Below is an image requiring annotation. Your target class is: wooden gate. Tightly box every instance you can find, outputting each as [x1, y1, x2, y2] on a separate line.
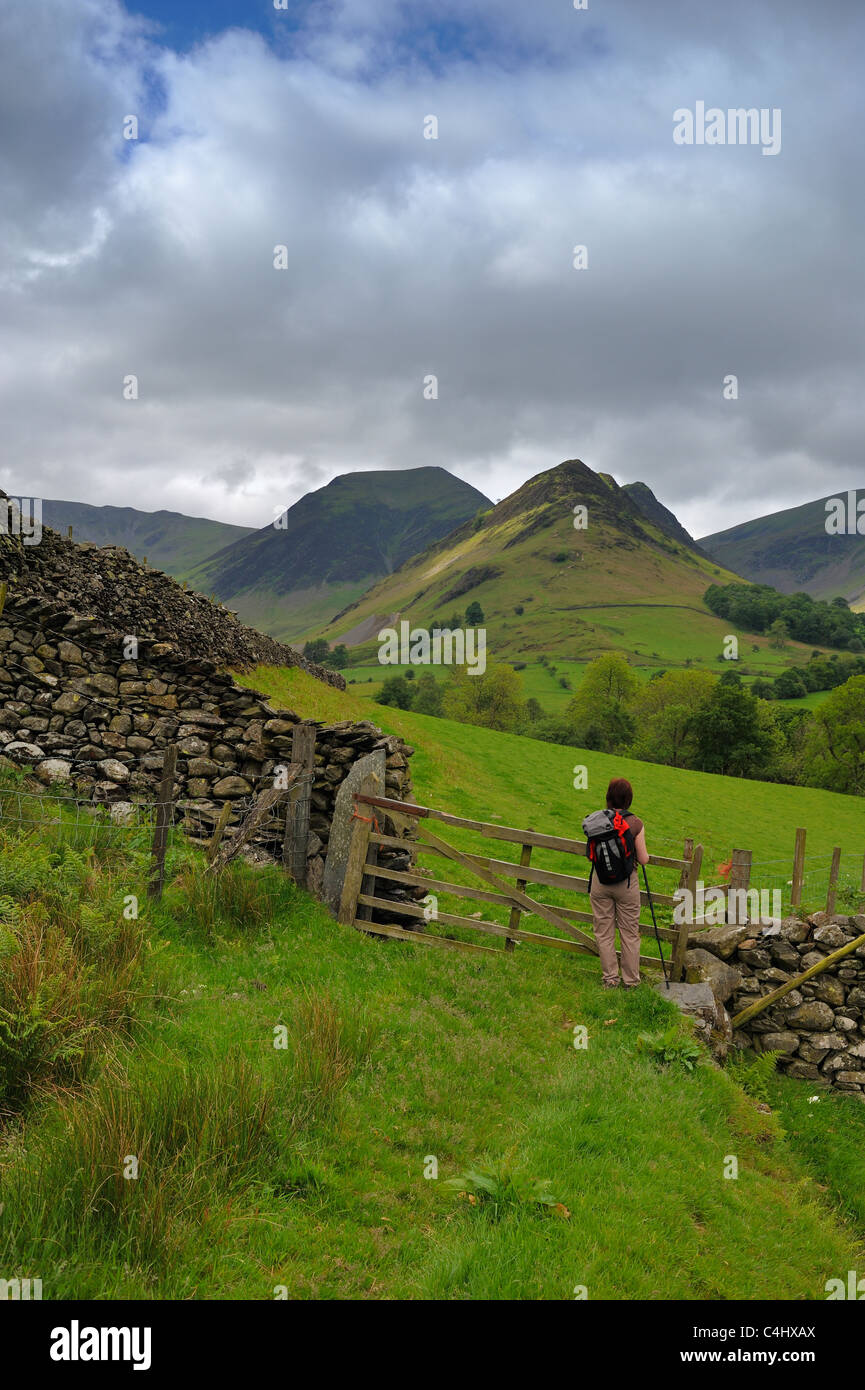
[337, 792, 702, 981]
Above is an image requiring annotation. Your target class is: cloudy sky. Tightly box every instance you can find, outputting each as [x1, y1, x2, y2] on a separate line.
[1, 0, 862, 538]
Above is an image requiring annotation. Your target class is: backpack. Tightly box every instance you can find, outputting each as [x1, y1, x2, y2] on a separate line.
[582, 809, 636, 886]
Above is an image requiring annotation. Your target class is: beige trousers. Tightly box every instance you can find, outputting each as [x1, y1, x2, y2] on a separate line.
[590, 874, 641, 986]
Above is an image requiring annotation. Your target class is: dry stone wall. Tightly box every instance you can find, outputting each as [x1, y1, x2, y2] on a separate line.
[685, 911, 865, 1094]
[0, 591, 414, 898]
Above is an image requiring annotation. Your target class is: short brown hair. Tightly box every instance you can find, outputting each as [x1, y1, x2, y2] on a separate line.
[606, 777, 633, 811]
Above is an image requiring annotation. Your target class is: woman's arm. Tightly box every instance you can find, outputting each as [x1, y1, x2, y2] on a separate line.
[634, 827, 649, 866]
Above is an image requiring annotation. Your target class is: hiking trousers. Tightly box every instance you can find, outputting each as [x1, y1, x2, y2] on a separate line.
[590, 874, 641, 986]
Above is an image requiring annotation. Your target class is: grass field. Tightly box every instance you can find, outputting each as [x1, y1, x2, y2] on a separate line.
[3, 668, 865, 1302]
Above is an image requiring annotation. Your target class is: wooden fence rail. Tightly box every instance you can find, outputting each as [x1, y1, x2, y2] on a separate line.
[347, 792, 701, 980]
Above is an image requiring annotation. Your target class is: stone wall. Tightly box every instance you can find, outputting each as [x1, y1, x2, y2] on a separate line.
[684, 911, 865, 1094]
[0, 591, 413, 897]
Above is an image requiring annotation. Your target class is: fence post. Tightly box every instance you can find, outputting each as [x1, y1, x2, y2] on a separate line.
[678, 838, 694, 891]
[283, 721, 316, 886]
[148, 743, 178, 900]
[791, 827, 806, 908]
[338, 777, 376, 926]
[506, 842, 532, 951]
[860, 849, 865, 895]
[0, 580, 7, 618]
[826, 847, 842, 916]
[206, 800, 233, 865]
[671, 842, 703, 981]
[726, 849, 752, 924]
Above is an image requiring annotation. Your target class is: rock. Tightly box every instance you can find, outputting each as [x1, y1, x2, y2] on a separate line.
[212, 776, 252, 798]
[758, 1031, 799, 1055]
[777, 916, 810, 944]
[683, 948, 742, 1003]
[321, 750, 387, 913]
[2, 740, 45, 763]
[691, 922, 751, 959]
[653, 981, 732, 1061]
[109, 802, 138, 825]
[832, 1073, 865, 1087]
[785, 1060, 821, 1080]
[34, 758, 72, 784]
[809, 1031, 848, 1050]
[813, 976, 846, 1007]
[785, 1000, 836, 1031]
[97, 758, 129, 783]
[813, 924, 850, 950]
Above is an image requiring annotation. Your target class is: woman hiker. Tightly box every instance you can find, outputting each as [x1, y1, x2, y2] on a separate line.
[587, 777, 650, 990]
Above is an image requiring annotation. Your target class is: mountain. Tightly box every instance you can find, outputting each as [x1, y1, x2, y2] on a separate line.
[39, 500, 252, 578]
[186, 466, 492, 643]
[620, 481, 708, 557]
[318, 458, 744, 665]
[700, 490, 865, 609]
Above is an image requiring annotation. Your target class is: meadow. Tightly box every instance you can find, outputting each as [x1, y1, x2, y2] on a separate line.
[1, 667, 864, 1301]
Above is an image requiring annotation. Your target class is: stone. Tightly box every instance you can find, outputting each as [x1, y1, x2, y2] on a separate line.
[846, 987, 865, 1011]
[796, 1040, 831, 1065]
[785, 1060, 821, 1080]
[321, 750, 387, 913]
[776, 916, 810, 944]
[813, 976, 846, 1007]
[785, 1000, 836, 1031]
[34, 758, 72, 783]
[212, 776, 252, 798]
[98, 758, 129, 783]
[109, 802, 138, 825]
[683, 948, 742, 1003]
[813, 924, 850, 950]
[832, 1073, 865, 1087]
[758, 1031, 799, 1055]
[689, 922, 751, 959]
[2, 740, 45, 763]
[768, 940, 801, 970]
[653, 981, 731, 1061]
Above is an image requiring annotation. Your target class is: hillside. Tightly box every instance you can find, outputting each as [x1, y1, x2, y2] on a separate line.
[621, 480, 709, 557]
[701, 490, 865, 608]
[186, 467, 492, 644]
[39, 500, 253, 578]
[317, 459, 756, 666]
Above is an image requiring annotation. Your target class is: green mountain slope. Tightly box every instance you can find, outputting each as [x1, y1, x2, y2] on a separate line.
[700, 490, 865, 609]
[187, 466, 492, 643]
[319, 458, 748, 667]
[621, 480, 708, 557]
[40, 500, 252, 578]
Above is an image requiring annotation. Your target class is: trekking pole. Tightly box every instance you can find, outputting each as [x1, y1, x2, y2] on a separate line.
[642, 863, 670, 988]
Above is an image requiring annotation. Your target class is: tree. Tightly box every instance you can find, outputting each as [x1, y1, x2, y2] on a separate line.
[465, 601, 484, 625]
[805, 675, 865, 794]
[768, 618, 789, 649]
[692, 680, 777, 776]
[328, 643, 349, 669]
[564, 654, 639, 752]
[441, 662, 526, 732]
[377, 676, 414, 710]
[630, 669, 716, 767]
[302, 637, 330, 664]
[525, 697, 544, 722]
[411, 671, 443, 716]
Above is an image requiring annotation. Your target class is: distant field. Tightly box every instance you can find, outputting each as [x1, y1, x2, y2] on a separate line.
[343, 656, 834, 717]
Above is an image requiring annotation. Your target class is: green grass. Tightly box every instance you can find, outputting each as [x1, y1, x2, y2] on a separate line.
[2, 807, 863, 1300]
[3, 673, 865, 1301]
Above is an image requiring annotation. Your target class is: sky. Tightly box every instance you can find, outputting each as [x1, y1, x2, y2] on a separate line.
[0, 0, 862, 538]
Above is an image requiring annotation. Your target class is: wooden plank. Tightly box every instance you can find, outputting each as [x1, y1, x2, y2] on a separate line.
[367, 863, 679, 941]
[355, 895, 662, 967]
[283, 721, 316, 885]
[678, 839, 693, 891]
[731, 931, 865, 1028]
[826, 846, 842, 915]
[359, 797, 688, 869]
[205, 800, 233, 865]
[671, 843, 703, 983]
[208, 778, 295, 872]
[467, 854, 680, 907]
[371, 831, 447, 858]
[791, 828, 806, 908]
[507, 842, 532, 952]
[147, 743, 178, 900]
[353, 919, 495, 954]
[415, 822, 600, 955]
[337, 775, 377, 925]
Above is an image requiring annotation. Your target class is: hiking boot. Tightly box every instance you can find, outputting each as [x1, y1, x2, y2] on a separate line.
[602, 980, 620, 989]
